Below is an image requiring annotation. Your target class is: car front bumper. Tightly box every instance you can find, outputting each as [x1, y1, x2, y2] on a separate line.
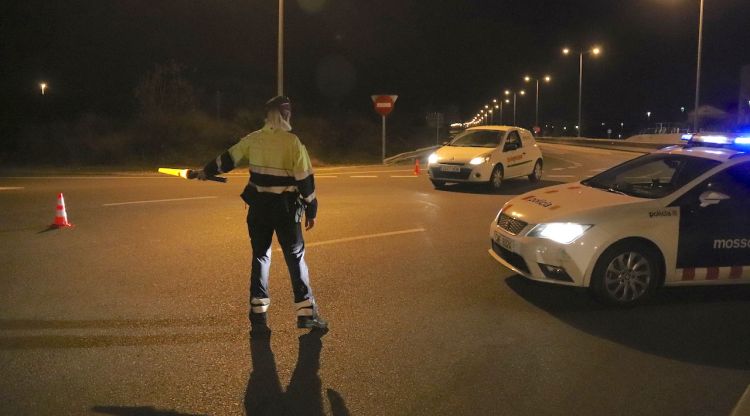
[428, 163, 492, 182]
[488, 223, 591, 287]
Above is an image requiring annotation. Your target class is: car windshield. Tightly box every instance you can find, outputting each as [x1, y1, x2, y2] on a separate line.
[448, 130, 504, 148]
[581, 153, 721, 199]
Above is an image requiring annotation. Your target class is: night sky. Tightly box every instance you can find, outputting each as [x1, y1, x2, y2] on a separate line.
[2, 0, 749, 133]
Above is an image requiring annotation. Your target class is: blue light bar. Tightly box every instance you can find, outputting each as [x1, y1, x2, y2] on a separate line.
[680, 134, 693, 141]
[735, 137, 750, 145]
[697, 135, 730, 144]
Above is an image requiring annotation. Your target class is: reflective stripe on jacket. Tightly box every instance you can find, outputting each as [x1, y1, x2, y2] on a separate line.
[203, 125, 318, 218]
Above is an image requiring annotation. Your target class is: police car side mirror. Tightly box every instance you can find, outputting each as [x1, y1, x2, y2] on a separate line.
[699, 190, 730, 208]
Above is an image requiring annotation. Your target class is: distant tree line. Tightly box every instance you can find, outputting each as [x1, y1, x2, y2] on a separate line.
[3, 62, 448, 168]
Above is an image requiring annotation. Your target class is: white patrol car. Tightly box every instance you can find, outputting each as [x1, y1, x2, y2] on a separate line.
[427, 126, 543, 190]
[489, 133, 750, 306]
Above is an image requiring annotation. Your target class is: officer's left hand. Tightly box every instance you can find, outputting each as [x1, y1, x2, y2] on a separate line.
[305, 217, 316, 230]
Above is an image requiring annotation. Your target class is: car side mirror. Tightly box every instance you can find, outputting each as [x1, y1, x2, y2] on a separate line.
[699, 190, 730, 208]
[504, 142, 518, 151]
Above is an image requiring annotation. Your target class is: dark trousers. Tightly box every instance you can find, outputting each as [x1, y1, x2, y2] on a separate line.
[246, 194, 313, 304]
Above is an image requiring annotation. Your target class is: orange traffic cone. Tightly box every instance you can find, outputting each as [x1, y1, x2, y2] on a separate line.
[51, 193, 73, 228]
[414, 159, 421, 175]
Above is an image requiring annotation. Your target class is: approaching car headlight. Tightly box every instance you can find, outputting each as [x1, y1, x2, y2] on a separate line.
[428, 153, 439, 164]
[527, 223, 592, 244]
[469, 156, 489, 165]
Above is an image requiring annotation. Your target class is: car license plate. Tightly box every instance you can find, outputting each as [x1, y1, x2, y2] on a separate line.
[494, 231, 514, 252]
[440, 165, 461, 173]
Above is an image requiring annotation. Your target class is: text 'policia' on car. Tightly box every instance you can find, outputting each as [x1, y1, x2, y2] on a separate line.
[489, 132, 750, 306]
[427, 126, 543, 191]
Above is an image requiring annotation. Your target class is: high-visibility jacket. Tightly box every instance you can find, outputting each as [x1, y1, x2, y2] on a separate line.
[203, 125, 317, 219]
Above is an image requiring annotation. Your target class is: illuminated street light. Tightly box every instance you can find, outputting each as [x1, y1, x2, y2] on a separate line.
[562, 45, 602, 137]
[277, 0, 284, 95]
[523, 74, 552, 127]
[40, 82, 47, 95]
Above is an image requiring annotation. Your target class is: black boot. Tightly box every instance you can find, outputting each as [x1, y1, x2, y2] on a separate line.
[295, 299, 328, 329]
[297, 312, 328, 329]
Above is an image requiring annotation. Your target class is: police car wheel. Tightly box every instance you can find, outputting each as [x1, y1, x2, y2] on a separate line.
[488, 165, 504, 191]
[528, 160, 543, 182]
[591, 242, 660, 306]
[430, 179, 446, 189]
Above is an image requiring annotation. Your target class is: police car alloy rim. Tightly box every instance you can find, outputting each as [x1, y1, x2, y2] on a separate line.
[602, 251, 651, 302]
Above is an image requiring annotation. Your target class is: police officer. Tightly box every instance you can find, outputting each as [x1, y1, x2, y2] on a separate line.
[191, 96, 327, 330]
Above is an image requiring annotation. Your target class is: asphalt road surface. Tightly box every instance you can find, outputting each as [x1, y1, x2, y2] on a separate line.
[1, 143, 749, 416]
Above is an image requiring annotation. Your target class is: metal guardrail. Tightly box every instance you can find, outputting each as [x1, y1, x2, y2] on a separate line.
[385, 137, 678, 165]
[536, 136, 672, 152]
[383, 145, 441, 165]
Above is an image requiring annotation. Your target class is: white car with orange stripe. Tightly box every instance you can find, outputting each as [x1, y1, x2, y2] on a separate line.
[427, 126, 543, 190]
[489, 133, 750, 305]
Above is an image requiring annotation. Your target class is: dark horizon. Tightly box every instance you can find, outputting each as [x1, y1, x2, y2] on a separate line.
[2, 0, 749, 136]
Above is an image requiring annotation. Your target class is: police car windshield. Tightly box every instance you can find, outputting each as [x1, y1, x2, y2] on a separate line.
[448, 130, 504, 148]
[581, 154, 721, 199]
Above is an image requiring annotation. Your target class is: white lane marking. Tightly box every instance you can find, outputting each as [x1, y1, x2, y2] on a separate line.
[546, 175, 576, 178]
[0, 176, 210, 180]
[275, 228, 426, 251]
[103, 196, 218, 207]
[732, 384, 750, 416]
[590, 168, 606, 172]
[327, 169, 411, 175]
[316, 175, 338, 178]
[390, 175, 419, 178]
[0, 168, 411, 180]
[551, 168, 566, 171]
[0, 187, 24, 191]
[350, 175, 378, 178]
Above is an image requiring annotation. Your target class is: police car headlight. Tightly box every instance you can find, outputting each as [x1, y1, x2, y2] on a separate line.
[428, 153, 439, 164]
[469, 156, 490, 165]
[527, 223, 592, 244]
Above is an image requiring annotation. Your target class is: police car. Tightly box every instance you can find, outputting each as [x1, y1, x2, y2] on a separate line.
[427, 126, 543, 190]
[489, 133, 750, 305]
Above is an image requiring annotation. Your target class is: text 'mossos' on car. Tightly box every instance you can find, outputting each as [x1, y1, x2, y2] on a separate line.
[489, 133, 750, 306]
[427, 126, 543, 190]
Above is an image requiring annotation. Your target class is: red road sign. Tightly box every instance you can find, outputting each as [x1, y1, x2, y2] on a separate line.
[371, 95, 398, 116]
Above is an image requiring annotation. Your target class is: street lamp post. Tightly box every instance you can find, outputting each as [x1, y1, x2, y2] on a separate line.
[524, 75, 551, 127]
[563, 46, 601, 137]
[277, 0, 284, 96]
[693, 0, 705, 132]
[502, 98, 509, 124]
[504, 89, 525, 126]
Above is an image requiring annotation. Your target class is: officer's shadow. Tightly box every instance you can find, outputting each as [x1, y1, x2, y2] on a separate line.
[244, 326, 350, 416]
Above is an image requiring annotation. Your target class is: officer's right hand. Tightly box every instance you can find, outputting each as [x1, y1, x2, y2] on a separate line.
[187, 169, 208, 181]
